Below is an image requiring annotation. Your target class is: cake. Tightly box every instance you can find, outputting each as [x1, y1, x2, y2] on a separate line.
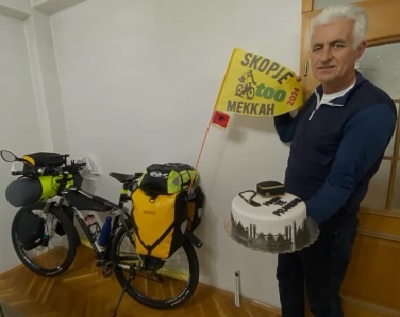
[231, 186, 311, 253]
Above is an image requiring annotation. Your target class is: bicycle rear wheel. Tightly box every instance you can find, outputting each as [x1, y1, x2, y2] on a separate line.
[11, 203, 78, 276]
[112, 227, 199, 309]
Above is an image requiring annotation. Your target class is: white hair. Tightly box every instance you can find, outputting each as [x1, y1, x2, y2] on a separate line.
[310, 4, 368, 49]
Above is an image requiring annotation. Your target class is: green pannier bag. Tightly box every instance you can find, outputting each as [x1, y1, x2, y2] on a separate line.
[138, 163, 199, 195]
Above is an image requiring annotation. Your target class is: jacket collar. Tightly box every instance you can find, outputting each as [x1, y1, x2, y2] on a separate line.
[314, 71, 367, 107]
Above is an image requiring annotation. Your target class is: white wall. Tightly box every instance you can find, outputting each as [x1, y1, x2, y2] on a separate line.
[51, 0, 302, 307]
[25, 10, 69, 153]
[0, 14, 44, 272]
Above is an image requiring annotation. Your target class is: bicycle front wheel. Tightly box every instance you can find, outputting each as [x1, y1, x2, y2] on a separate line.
[11, 203, 78, 276]
[112, 227, 199, 309]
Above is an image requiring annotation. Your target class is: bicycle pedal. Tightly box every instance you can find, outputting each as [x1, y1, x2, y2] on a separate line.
[102, 262, 114, 278]
[102, 267, 113, 278]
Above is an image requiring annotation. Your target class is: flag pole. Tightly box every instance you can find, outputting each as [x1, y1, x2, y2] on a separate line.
[188, 49, 236, 194]
[188, 74, 225, 194]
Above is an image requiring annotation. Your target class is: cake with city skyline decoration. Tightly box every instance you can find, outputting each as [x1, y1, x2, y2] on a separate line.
[229, 181, 319, 253]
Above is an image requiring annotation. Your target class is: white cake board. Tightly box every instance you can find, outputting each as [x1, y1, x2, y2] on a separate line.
[224, 216, 319, 254]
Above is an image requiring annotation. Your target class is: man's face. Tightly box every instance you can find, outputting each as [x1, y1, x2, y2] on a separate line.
[310, 19, 365, 92]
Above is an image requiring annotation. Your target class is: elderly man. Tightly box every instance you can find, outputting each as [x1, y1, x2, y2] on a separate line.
[274, 4, 397, 317]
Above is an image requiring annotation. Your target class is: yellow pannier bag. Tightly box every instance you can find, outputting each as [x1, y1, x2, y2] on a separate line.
[132, 188, 188, 259]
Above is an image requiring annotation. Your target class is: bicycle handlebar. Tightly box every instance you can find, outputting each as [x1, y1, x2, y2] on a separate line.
[10, 159, 86, 180]
[73, 162, 86, 169]
[66, 162, 86, 173]
[11, 170, 33, 176]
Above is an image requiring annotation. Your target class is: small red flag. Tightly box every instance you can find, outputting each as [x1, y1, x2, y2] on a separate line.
[212, 110, 230, 128]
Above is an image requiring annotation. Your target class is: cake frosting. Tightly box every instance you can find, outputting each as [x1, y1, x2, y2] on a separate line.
[231, 190, 309, 252]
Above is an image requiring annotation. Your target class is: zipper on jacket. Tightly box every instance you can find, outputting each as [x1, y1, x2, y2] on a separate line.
[309, 93, 321, 120]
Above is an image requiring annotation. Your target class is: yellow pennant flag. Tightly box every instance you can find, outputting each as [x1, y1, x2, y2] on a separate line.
[215, 48, 304, 116]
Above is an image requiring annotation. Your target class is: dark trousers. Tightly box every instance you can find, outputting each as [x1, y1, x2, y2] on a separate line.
[277, 223, 357, 317]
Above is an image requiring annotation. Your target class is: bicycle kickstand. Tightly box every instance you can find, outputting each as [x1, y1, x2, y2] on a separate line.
[112, 265, 136, 317]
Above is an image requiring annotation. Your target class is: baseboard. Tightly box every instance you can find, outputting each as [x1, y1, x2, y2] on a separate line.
[251, 299, 281, 315]
[342, 296, 400, 317]
[196, 283, 281, 315]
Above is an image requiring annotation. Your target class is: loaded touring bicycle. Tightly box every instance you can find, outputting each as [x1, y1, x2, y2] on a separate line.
[1, 150, 204, 310]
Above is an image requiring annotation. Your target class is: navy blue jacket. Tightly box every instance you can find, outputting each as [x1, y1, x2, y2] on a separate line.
[274, 72, 397, 225]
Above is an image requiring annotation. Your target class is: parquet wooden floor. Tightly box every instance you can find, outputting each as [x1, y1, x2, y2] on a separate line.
[0, 246, 280, 317]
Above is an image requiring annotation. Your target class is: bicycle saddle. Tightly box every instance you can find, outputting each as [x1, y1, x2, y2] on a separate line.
[109, 172, 142, 183]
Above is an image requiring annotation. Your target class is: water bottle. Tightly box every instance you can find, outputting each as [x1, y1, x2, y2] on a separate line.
[98, 216, 112, 248]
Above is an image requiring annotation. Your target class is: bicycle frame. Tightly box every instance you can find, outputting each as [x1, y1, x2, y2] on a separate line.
[57, 178, 138, 275]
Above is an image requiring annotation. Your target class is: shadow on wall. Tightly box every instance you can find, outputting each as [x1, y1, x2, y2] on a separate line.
[197, 112, 288, 204]
[196, 201, 221, 283]
[226, 115, 280, 145]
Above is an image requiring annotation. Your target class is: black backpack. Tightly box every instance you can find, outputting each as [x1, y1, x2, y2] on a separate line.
[17, 210, 45, 250]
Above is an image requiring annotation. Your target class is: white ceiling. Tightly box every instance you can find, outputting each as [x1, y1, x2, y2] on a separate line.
[0, 0, 86, 19]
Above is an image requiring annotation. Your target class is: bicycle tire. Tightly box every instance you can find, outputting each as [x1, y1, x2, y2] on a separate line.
[247, 87, 255, 99]
[236, 84, 244, 96]
[112, 227, 199, 309]
[11, 203, 78, 276]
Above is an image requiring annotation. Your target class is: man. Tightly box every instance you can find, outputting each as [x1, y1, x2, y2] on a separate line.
[274, 4, 397, 317]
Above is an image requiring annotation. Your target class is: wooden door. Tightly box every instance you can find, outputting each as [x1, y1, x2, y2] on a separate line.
[300, 1, 400, 316]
